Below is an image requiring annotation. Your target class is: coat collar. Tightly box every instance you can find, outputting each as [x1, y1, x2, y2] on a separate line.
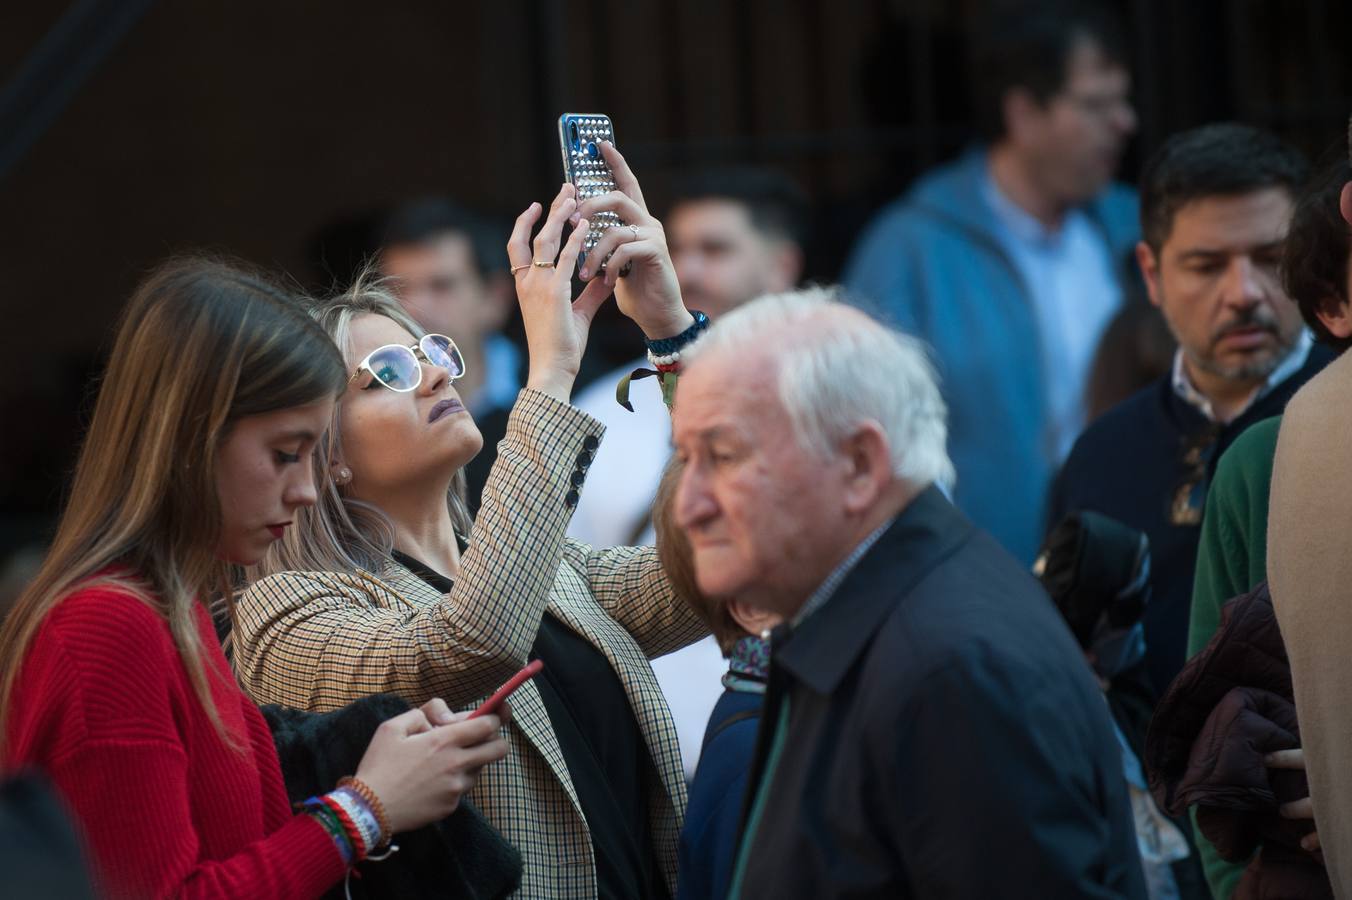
[774, 486, 973, 696]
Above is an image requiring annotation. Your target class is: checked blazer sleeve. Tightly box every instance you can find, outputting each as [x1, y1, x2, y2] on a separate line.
[234, 389, 606, 712]
[561, 541, 707, 659]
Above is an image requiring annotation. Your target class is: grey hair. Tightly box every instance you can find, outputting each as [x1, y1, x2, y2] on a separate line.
[683, 286, 956, 491]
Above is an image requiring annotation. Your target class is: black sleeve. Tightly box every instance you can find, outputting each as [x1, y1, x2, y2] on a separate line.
[882, 651, 1146, 899]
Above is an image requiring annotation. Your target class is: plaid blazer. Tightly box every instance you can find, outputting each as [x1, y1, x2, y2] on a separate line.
[233, 390, 708, 898]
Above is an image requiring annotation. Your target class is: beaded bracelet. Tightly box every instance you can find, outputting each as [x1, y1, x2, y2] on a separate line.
[338, 776, 392, 848]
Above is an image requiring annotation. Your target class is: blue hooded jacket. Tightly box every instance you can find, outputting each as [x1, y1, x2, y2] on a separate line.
[844, 149, 1139, 563]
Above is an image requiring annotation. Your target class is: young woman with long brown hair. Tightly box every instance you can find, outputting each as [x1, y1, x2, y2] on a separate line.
[0, 259, 508, 898]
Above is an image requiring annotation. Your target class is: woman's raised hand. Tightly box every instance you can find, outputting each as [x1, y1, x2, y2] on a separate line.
[508, 184, 614, 403]
[572, 142, 694, 341]
[353, 703, 508, 835]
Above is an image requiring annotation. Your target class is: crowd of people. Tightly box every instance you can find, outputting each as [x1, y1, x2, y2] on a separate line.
[3, 1, 1352, 898]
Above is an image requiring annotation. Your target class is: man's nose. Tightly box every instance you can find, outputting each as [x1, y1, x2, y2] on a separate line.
[1221, 256, 1264, 310]
[1114, 99, 1137, 136]
[675, 463, 717, 530]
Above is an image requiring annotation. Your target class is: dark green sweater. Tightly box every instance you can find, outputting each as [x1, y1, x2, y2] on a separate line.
[1186, 414, 1282, 900]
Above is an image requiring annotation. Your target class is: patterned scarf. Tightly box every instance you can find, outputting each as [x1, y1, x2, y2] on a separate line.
[721, 634, 771, 694]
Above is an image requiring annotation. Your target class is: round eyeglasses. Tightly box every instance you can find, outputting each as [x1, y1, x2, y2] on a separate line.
[348, 334, 466, 392]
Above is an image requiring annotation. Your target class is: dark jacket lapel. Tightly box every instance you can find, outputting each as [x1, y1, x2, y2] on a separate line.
[776, 486, 974, 697]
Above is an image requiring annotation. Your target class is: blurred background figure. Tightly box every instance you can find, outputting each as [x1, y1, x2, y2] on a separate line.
[845, 0, 1138, 564]
[378, 198, 523, 513]
[1086, 286, 1178, 422]
[568, 166, 806, 780]
[569, 167, 807, 548]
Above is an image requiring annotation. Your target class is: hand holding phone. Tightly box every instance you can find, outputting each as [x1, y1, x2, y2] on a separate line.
[468, 659, 544, 719]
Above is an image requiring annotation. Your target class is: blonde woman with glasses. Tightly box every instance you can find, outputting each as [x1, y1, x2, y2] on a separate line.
[236, 147, 709, 899]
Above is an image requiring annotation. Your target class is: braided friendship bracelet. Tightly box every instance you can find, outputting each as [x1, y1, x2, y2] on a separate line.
[302, 798, 355, 866]
[643, 310, 708, 356]
[331, 787, 382, 855]
[321, 795, 367, 862]
[338, 776, 392, 848]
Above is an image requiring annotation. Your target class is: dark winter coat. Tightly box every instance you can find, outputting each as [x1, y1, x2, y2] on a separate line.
[1145, 582, 1330, 899]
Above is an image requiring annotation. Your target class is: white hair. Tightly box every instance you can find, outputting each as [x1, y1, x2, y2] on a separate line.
[683, 286, 956, 491]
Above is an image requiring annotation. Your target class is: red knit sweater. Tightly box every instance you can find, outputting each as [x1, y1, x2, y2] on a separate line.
[4, 584, 347, 898]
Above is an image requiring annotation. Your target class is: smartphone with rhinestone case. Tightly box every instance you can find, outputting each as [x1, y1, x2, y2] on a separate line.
[558, 113, 623, 270]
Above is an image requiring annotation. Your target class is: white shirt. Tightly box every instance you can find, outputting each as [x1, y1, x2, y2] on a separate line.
[982, 170, 1123, 462]
[1169, 330, 1312, 423]
[569, 359, 726, 780]
[569, 358, 671, 547]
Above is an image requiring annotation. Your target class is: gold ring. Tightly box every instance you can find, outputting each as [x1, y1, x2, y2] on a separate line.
[533, 260, 555, 268]
[510, 263, 531, 275]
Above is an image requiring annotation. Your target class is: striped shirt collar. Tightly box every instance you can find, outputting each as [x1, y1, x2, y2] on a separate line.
[791, 517, 897, 628]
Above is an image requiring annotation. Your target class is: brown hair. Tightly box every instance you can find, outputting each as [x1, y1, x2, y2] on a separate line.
[653, 457, 743, 655]
[1283, 151, 1352, 354]
[0, 258, 346, 756]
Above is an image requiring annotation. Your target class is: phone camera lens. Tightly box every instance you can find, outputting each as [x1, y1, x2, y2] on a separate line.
[587, 142, 599, 159]
[569, 121, 579, 148]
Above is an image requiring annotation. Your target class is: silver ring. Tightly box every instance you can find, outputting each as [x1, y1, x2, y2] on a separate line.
[628, 224, 639, 238]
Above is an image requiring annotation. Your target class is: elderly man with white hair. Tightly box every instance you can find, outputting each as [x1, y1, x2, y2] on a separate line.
[671, 287, 1146, 899]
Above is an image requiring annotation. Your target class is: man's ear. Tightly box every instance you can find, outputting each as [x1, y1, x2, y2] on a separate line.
[1339, 181, 1352, 228]
[839, 422, 893, 516]
[727, 597, 782, 638]
[1135, 240, 1164, 310]
[1315, 293, 1352, 342]
[1002, 87, 1045, 147]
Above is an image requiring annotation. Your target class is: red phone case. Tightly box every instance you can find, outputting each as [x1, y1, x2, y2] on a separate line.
[468, 659, 544, 719]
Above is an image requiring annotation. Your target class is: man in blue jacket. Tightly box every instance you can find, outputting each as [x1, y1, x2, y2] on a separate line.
[845, 0, 1138, 563]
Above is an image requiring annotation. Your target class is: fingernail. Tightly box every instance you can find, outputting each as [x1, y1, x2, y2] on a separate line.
[580, 268, 591, 279]
[568, 212, 580, 226]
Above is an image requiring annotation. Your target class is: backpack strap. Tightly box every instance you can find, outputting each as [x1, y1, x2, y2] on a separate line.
[701, 708, 761, 753]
